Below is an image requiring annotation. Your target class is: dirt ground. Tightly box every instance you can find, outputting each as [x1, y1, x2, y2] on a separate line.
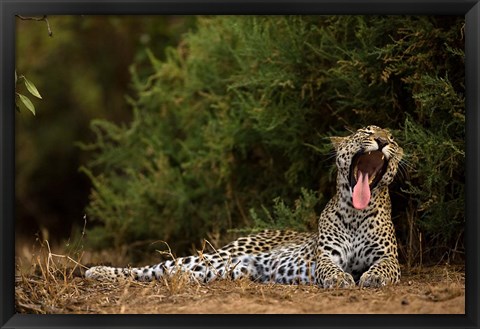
[15, 261, 464, 314]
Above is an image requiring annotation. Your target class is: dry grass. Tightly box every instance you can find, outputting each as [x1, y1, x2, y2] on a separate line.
[15, 240, 465, 314]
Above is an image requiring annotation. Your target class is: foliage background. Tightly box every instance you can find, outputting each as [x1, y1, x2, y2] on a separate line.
[16, 15, 464, 266]
[15, 15, 196, 244]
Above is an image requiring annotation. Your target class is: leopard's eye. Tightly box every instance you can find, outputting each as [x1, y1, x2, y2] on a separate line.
[362, 130, 373, 136]
[365, 128, 376, 135]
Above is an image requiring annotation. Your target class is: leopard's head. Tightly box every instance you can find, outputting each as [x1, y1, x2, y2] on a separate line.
[331, 125, 403, 210]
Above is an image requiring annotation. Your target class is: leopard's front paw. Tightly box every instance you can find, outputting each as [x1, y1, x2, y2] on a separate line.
[359, 271, 389, 288]
[322, 272, 356, 288]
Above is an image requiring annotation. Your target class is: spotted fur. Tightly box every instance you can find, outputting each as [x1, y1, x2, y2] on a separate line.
[85, 126, 403, 288]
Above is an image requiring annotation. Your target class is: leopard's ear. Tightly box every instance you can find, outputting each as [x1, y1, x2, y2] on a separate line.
[330, 136, 345, 151]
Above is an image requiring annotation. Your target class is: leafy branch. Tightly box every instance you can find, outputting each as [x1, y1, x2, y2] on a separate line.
[15, 71, 42, 116]
[15, 15, 51, 115]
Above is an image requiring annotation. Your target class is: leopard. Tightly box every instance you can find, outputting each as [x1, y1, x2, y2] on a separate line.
[85, 125, 403, 288]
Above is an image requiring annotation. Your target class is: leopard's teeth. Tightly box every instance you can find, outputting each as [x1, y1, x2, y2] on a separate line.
[369, 173, 376, 184]
[354, 166, 358, 180]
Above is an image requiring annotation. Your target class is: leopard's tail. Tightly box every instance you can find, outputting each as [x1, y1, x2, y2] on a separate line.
[85, 253, 255, 283]
[85, 263, 167, 282]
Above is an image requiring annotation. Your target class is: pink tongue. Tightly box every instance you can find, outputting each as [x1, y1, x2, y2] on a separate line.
[352, 171, 371, 210]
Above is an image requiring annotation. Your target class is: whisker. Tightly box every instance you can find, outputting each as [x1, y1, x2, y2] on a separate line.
[321, 151, 337, 163]
[396, 162, 411, 182]
[397, 155, 415, 171]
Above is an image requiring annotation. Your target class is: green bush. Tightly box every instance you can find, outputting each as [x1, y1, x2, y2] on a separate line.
[82, 16, 464, 264]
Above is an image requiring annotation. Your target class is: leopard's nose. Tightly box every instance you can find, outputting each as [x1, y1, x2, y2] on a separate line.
[375, 137, 388, 150]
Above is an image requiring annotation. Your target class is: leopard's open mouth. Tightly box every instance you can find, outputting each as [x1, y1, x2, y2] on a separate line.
[349, 150, 389, 210]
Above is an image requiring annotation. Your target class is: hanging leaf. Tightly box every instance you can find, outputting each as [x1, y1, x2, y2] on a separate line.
[24, 77, 42, 99]
[17, 93, 36, 115]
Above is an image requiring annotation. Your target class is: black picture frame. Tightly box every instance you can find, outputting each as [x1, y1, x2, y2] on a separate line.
[1, 1, 479, 328]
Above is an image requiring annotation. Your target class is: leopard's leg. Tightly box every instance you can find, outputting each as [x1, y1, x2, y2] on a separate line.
[358, 256, 400, 287]
[315, 254, 355, 288]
